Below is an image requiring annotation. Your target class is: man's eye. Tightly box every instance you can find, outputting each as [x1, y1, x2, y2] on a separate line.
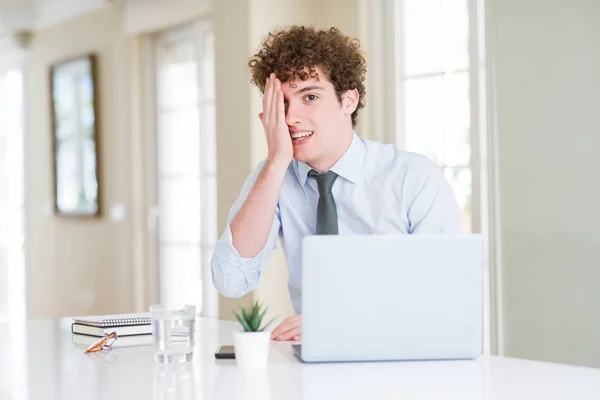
[305, 94, 318, 101]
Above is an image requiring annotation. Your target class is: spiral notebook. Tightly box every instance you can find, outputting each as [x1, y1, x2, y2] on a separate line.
[73, 312, 151, 328]
[71, 312, 152, 337]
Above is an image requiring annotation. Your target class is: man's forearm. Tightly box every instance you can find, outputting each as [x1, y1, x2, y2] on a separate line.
[231, 160, 288, 257]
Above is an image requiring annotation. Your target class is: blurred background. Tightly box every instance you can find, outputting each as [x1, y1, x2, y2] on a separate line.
[0, 0, 598, 369]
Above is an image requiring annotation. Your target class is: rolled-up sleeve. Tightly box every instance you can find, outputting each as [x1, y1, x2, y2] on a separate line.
[210, 161, 282, 298]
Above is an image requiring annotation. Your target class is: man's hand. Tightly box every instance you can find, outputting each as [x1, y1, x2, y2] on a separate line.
[271, 315, 302, 341]
[259, 73, 293, 167]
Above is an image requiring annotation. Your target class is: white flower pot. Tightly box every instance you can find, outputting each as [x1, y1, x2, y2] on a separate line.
[233, 331, 271, 369]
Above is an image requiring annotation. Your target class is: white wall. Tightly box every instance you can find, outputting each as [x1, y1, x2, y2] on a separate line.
[213, 0, 255, 320]
[493, 0, 600, 368]
[25, 4, 136, 317]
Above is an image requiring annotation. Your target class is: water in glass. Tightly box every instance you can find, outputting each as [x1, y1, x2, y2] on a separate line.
[151, 304, 196, 364]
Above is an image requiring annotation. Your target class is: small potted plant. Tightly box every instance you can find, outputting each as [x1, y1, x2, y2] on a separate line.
[233, 301, 275, 369]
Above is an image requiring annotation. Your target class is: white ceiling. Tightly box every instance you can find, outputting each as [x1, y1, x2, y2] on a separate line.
[0, 0, 112, 37]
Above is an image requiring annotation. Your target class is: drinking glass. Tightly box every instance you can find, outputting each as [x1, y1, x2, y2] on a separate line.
[150, 304, 196, 363]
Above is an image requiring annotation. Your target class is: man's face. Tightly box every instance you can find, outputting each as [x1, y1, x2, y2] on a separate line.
[280, 67, 356, 167]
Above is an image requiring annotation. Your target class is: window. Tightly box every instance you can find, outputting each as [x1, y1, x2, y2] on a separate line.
[149, 22, 217, 316]
[399, 0, 473, 232]
[388, 0, 491, 353]
[0, 69, 25, 323]
[0, 58, 27, 398]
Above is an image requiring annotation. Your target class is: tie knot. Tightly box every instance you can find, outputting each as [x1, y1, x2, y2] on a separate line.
[308, 169, 338, 195]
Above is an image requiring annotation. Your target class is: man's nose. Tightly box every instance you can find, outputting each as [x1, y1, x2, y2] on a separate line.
[285, 102, 302, 126]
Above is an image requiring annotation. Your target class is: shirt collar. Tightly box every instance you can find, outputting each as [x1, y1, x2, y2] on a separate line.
[293, 132, 366, 186]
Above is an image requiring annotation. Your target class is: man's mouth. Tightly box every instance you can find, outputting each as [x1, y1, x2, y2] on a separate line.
[290, 131, 314, 142]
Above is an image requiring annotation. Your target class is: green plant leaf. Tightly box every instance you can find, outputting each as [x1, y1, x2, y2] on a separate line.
[255, 308, 268, 330]
[234, 311, 252, 332]
[234, 301, 276, 333]
[251, 301, 260, 319]
[250, 308, 262, 332]
[241, 305, 250, 324]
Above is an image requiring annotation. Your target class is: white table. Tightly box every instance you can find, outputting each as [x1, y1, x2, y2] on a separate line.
[1, 318, 599, 399]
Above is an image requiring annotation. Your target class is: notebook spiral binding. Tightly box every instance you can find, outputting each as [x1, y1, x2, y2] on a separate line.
[102, 316, 151, 327]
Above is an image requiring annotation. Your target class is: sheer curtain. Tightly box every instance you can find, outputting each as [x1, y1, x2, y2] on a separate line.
[0, 68, 25, 322]
[399, 0, 473, 232]
[0, 67, 27, 398]
[149, 22, 218, 317]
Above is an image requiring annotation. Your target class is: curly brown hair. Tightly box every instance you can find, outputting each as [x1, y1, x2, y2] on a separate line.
[248, 25, 367, 127]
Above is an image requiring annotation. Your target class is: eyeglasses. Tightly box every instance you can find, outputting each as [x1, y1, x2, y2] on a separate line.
[85, 331, 118, 353]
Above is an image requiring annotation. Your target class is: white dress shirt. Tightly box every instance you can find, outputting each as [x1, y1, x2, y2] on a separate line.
[211, 133, 463, 313]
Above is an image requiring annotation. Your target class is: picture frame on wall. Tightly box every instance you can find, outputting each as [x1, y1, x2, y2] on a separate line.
[49, 53, 101, 217]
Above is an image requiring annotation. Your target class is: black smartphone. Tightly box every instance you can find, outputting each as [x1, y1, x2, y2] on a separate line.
[215, 345, 235, 359]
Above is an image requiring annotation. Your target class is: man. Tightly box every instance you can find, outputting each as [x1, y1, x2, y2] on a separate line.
[211, 26, 462, 342]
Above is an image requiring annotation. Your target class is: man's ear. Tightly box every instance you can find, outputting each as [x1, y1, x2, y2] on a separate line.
[341, 89, 359, 116]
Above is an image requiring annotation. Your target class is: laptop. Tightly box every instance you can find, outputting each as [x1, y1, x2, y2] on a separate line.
[293, 234, 484, 363]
